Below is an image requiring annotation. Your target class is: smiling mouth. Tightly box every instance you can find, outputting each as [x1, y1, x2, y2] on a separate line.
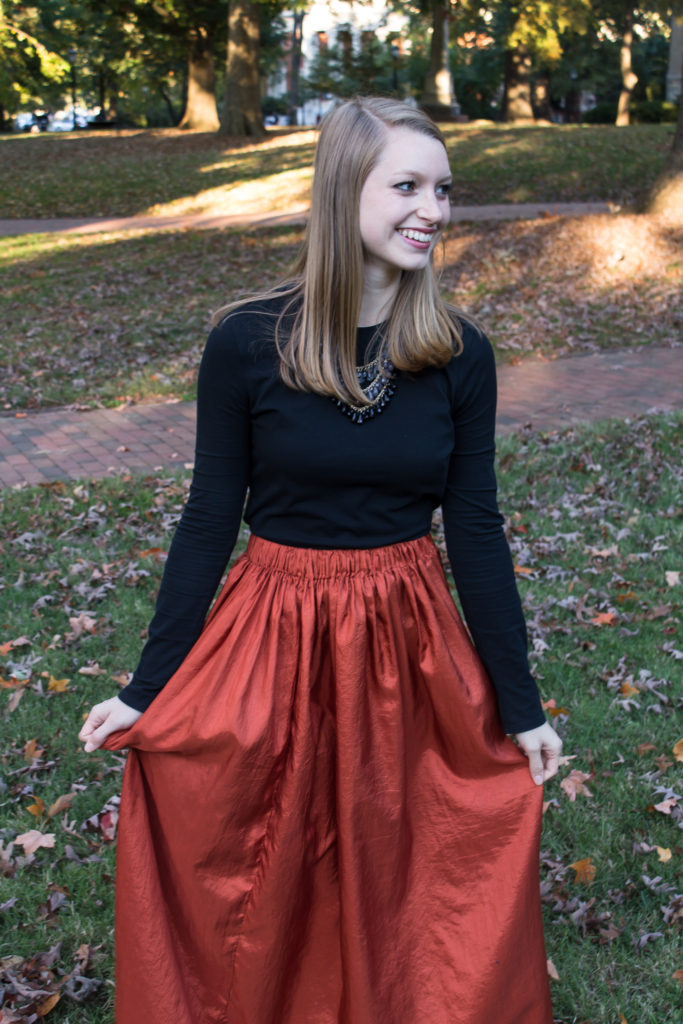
[397, 228, 435, 243]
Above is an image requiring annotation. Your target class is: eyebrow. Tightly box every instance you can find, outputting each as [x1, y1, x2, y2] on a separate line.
[390, 169, 453, 181]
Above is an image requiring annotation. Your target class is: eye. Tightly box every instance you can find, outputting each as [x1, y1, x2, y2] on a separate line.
[394, 180, 416, 193]
[437, 182, 452, 198]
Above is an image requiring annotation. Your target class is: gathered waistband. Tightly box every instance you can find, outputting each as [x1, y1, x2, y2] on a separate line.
[244, 533, 439, 579]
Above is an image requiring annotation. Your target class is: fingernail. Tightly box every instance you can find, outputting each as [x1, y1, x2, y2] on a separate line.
[534, 775, 543, 785]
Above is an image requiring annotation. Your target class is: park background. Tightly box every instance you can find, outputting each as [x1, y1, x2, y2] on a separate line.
[1, 2, 682, 1022]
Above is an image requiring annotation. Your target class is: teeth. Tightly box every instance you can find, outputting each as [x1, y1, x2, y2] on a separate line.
[398, 229, 433, 243]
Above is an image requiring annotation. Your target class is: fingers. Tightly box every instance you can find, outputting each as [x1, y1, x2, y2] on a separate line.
[541, 742, 562, 783]
[515, 722, 563, 786]
[526, 748, 545, 786]
[79, 697, 143, 753]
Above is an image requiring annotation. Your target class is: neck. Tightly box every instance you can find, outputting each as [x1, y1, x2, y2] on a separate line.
[358, 264, 400, 327]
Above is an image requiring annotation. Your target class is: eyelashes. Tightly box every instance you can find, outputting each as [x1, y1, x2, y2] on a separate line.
[394, 180, 452, 196]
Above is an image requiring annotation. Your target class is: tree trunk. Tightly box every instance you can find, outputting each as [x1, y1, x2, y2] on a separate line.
[222, 0, 265, 138]
[421, 0, 460, 119]
[647, 44, 683, 222]
[179, 26, 220, 131]
[287, 10, 304, 126]
[616, 7, 637, 126]
[503, 45, 534, 122]
[159, 84, 180, 126]
[533, 70, 551, 121]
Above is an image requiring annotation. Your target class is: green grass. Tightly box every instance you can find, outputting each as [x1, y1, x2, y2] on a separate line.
[1, 412, 681, 1022]
[0, 123, 673, 219]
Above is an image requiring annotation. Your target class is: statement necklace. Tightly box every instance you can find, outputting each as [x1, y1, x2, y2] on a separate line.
[332, 355, 398, 425]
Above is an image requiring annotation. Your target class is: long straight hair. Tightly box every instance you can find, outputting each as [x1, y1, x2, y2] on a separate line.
[214, 96, 465, 406]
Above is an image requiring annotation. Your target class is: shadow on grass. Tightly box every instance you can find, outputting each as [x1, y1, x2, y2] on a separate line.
[0, 212, 680, 411]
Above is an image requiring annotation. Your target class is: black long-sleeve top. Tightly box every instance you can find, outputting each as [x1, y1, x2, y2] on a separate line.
[118, 296, 546, 734]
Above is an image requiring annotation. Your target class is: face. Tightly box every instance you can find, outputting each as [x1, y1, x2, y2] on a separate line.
[358, 127, 452, 281]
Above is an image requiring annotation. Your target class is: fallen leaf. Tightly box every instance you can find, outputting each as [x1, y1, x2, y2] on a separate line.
[570, 857, 596, 885]
[656, 847, 672, 863]
[14, 830, 56, 856]
[591, 611, 618, 626]
[665, 570, 680, 586]
[619, 681, 640, 697]
[77, 663, 106, 676]
[637, 742, 657, 755]
[654, 798, 678, 815]
[100, 809, 118, 842]
[27, 797, 45, 817]
[673, 969, 683, 985]
[36, 991, 60, 1015]
[673, 738, 683, 762]
[561, 769, 593, 802]
[546, 958, 559, 980]
[68, 613, 98, 638]
[48, 675, 70, 692]
[48, 793, 74, 818]
[654, 755, 673, 772]
[24, 738, 45, 761]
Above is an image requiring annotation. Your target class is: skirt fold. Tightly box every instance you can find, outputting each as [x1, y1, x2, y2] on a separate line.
[104, 534, 552, 1024]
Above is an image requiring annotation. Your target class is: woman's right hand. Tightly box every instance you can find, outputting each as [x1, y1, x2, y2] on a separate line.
[79, 696, 143, 752]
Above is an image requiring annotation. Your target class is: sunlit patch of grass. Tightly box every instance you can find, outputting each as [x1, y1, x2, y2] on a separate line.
[147, 165, 313, 218]
[0, 123, 672, 218]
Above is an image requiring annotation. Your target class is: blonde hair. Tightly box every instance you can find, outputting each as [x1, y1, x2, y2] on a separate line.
[214, 96, 465, 406]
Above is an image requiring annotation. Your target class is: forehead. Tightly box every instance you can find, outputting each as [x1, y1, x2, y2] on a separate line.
[372, 126, 450, 175]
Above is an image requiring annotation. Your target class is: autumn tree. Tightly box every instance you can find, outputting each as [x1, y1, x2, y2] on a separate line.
[647, 11, 683, 220]
[422, 0, 459, 117]
[0, 1, 68, 127]
[222, 0, 264, 136]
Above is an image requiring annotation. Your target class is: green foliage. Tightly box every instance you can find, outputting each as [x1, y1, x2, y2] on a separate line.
[0, 1, 70, 117]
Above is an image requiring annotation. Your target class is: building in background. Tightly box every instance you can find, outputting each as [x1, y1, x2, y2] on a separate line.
[267, 1, 410, 125]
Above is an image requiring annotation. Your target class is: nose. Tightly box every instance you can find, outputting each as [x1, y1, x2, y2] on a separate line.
[418, 188, 447, 226]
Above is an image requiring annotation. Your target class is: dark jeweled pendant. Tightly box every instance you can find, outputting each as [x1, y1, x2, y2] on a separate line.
[332, 357, 398, 425]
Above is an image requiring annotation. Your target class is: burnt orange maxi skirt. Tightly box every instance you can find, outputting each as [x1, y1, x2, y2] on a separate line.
[104, 534, 553, 1024]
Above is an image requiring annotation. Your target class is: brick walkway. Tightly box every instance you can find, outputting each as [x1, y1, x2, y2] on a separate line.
[0, 346, 679, 489]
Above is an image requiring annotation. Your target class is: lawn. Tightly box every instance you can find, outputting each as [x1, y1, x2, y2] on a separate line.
[0, 411, 681, 1023]
[0, 123, 674, 219]
[1, 213, 680, 412]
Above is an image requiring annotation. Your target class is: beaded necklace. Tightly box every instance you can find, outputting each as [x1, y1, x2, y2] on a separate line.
[331, 355, 398, 425]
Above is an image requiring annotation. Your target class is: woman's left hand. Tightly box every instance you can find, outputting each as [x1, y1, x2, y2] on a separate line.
[514, 722, 563, 786]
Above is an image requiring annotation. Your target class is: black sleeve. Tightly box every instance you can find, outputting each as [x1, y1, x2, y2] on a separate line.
[118, 321, 250, 712]
[441, 327, 546, 734]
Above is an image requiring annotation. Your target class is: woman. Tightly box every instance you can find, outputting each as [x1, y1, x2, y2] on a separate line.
[80, 96, 561, 1024]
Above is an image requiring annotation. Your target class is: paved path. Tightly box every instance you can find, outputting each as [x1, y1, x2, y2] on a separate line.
[0, 202, 612, 238]
[0, 346, 679, 489]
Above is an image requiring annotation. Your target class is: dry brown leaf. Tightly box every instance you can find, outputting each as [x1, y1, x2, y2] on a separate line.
[673, 738, 683, 762]
[36, 991, 60, 1016]
[546, 958, 560, 981]
[24, 738, 45, 761]
[48, 793, 74, 818]
[14, 830, 56, 856]
[48, 675, 69, 692]
[656, 847, 672, 863]
[619, 681, 640, 697]
[654, 798, 678, 815]
[560, 769, 593, 802]
[570, 857, 597, 885]
[673, 969, 683, 985]
[591, 611, 618, 626]
[27, 797, 45, 817]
